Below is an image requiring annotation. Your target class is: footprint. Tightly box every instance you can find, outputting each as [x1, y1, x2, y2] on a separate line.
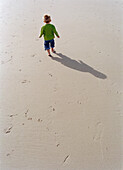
[56, 143, 60, 147]
[63, 155, 70, 164]
[93, 122, 104, 160]
[6, 150, 14, 156]
[38, 119, 43, 122]
[1, 56, 13, 64]
[25, 109, 29, 117]
[28, 118, 32, 120]
[9, 114, 18, 118]
[22, 80, 30, 84]
[6, 153, 10, 156]
[49, 106, 55, 112]
[31, 54, 36, 57]
[4, 126, 13, 134]
[22, 80, 27, 83]
[77, 101, 82, 104]
[48, 73, 53, 77]
[93, 122, 104, 142]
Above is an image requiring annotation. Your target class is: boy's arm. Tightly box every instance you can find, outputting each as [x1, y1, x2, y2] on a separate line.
[39, 27, 44, 38]
[53, 26, 60, 38]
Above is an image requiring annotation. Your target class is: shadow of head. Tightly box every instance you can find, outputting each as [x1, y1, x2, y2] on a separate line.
[51, 53, 107, 79]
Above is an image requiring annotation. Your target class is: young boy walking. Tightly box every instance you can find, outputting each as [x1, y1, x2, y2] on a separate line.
[39, 15, 60, 57]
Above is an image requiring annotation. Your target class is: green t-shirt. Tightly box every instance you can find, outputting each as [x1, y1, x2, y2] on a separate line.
[40, 24, 59, 41]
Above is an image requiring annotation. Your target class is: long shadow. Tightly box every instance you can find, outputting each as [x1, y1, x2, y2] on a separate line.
[51, 53, 107, 79]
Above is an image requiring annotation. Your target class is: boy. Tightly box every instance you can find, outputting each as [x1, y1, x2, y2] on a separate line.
[39, 15, 60, 57]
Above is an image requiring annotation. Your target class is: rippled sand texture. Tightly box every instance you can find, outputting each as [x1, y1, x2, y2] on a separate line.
[0, 0, 123, 170]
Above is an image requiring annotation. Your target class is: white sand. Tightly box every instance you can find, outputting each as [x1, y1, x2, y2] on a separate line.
[0, 0, 123, 169]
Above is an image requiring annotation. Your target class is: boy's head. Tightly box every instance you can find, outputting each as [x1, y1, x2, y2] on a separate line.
[44, 15, 51, 23]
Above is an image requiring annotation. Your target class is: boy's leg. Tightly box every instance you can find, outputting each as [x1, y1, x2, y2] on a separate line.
[44, 40, 51, 55]
[50, 39, 56, 53]
[51, 48, 56, 53]
[47, 49, 51, 55]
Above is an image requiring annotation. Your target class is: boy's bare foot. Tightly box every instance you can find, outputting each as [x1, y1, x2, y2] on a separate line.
[51, 48, 56, 53]
[48, 54, 52, 57]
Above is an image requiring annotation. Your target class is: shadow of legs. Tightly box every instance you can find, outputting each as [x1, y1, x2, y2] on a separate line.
[51, 53, 107, 79]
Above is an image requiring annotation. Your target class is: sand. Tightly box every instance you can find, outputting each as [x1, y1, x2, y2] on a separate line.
[0, 0, 123, 169]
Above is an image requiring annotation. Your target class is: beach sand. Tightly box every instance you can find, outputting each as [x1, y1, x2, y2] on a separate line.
[0, 0, 123, 169]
